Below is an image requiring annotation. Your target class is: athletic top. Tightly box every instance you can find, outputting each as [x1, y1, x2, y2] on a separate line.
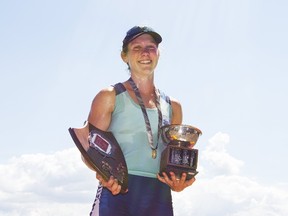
[108, 83, 172, 178]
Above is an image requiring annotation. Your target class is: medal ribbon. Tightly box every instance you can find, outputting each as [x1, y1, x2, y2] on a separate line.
[128, 77, 162, 156]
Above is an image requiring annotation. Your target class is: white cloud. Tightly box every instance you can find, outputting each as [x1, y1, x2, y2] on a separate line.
[201, 132, 244, 175]
[173, 176, 288, 216]
[0, 148, 97, 216]
[172, 132, 288, 216]
[0, 134, 287, 216]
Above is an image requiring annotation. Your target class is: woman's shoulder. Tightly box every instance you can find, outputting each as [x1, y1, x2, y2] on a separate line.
[95, 81, 126, 98]
[169, 96, 183, 124]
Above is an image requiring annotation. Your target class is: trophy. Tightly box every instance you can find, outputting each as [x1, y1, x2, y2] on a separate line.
[160, 124, 202, 180]
[68, 121, 128, 193]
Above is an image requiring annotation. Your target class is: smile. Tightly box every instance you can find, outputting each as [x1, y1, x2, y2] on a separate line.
[139, 60, 152, 64]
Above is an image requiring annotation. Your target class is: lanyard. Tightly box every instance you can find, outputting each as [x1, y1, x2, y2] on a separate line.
[128, 77, 162, 159]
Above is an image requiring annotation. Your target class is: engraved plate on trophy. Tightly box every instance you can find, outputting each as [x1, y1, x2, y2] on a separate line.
[160, 124, 202, 180]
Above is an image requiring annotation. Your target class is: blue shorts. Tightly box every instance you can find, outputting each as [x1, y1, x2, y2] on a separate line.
[90, 174, 173, 216]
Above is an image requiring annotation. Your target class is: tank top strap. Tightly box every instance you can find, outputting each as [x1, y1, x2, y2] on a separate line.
[113, 83, 126, 95]
[158, 89, 171, 105]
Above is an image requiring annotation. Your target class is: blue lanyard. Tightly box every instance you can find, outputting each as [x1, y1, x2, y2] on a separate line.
[128, 77, 162, 159]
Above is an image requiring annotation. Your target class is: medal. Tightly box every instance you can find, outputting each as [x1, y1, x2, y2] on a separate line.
[152, 149, 157, 159]
[128, 77, 162, 160]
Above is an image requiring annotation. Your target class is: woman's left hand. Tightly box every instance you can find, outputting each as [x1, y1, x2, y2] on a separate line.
[157, 172, 196, 192]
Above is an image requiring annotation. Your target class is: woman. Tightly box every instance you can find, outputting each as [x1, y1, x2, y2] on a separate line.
[87, 26, 196, 216]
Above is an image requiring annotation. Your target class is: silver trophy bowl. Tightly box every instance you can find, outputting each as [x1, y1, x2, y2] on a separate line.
[160, 124, 202, 179]
[161, 124, 202, 148]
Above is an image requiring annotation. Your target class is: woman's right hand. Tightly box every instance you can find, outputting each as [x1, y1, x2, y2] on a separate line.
[96, 173, 126, 195]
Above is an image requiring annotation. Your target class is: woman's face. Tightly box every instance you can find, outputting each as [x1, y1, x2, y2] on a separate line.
[122, 34, 160, 77]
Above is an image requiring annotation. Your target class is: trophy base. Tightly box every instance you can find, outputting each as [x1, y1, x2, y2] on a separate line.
[160, 145, 198, 180]
[159, 166, 198, 180]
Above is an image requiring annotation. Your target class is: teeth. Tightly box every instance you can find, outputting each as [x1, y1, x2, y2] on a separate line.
[140, 60, 151, 64]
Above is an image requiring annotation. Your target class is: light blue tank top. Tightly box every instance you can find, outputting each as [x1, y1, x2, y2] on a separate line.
[108, 83, 172, 178]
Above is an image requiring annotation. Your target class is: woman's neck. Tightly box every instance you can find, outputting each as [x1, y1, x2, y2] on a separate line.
[130, 74, 155, 95]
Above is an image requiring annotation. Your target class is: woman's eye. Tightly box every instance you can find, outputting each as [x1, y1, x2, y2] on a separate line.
[148, 47, 157, 51]
[131, 46, 157, 52]
[132, 47, 141, 51]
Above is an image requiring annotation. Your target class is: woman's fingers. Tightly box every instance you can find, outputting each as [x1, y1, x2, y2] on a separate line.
[95, 173, 122, 195]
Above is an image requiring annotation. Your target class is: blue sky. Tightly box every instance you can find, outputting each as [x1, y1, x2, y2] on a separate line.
[1, 0, 288, 215]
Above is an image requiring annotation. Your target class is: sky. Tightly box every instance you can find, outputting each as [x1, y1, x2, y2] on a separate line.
[0, 0, 288, 215]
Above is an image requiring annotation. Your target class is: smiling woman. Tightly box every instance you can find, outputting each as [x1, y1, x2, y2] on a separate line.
[69, 25, 196, 216]
[121, 34, 160, 78]
[1, 0, 288, 215]
[121, 26, 161, 73]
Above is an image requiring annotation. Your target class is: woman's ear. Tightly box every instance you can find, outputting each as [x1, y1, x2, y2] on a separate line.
[121, 51, 128, 63]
